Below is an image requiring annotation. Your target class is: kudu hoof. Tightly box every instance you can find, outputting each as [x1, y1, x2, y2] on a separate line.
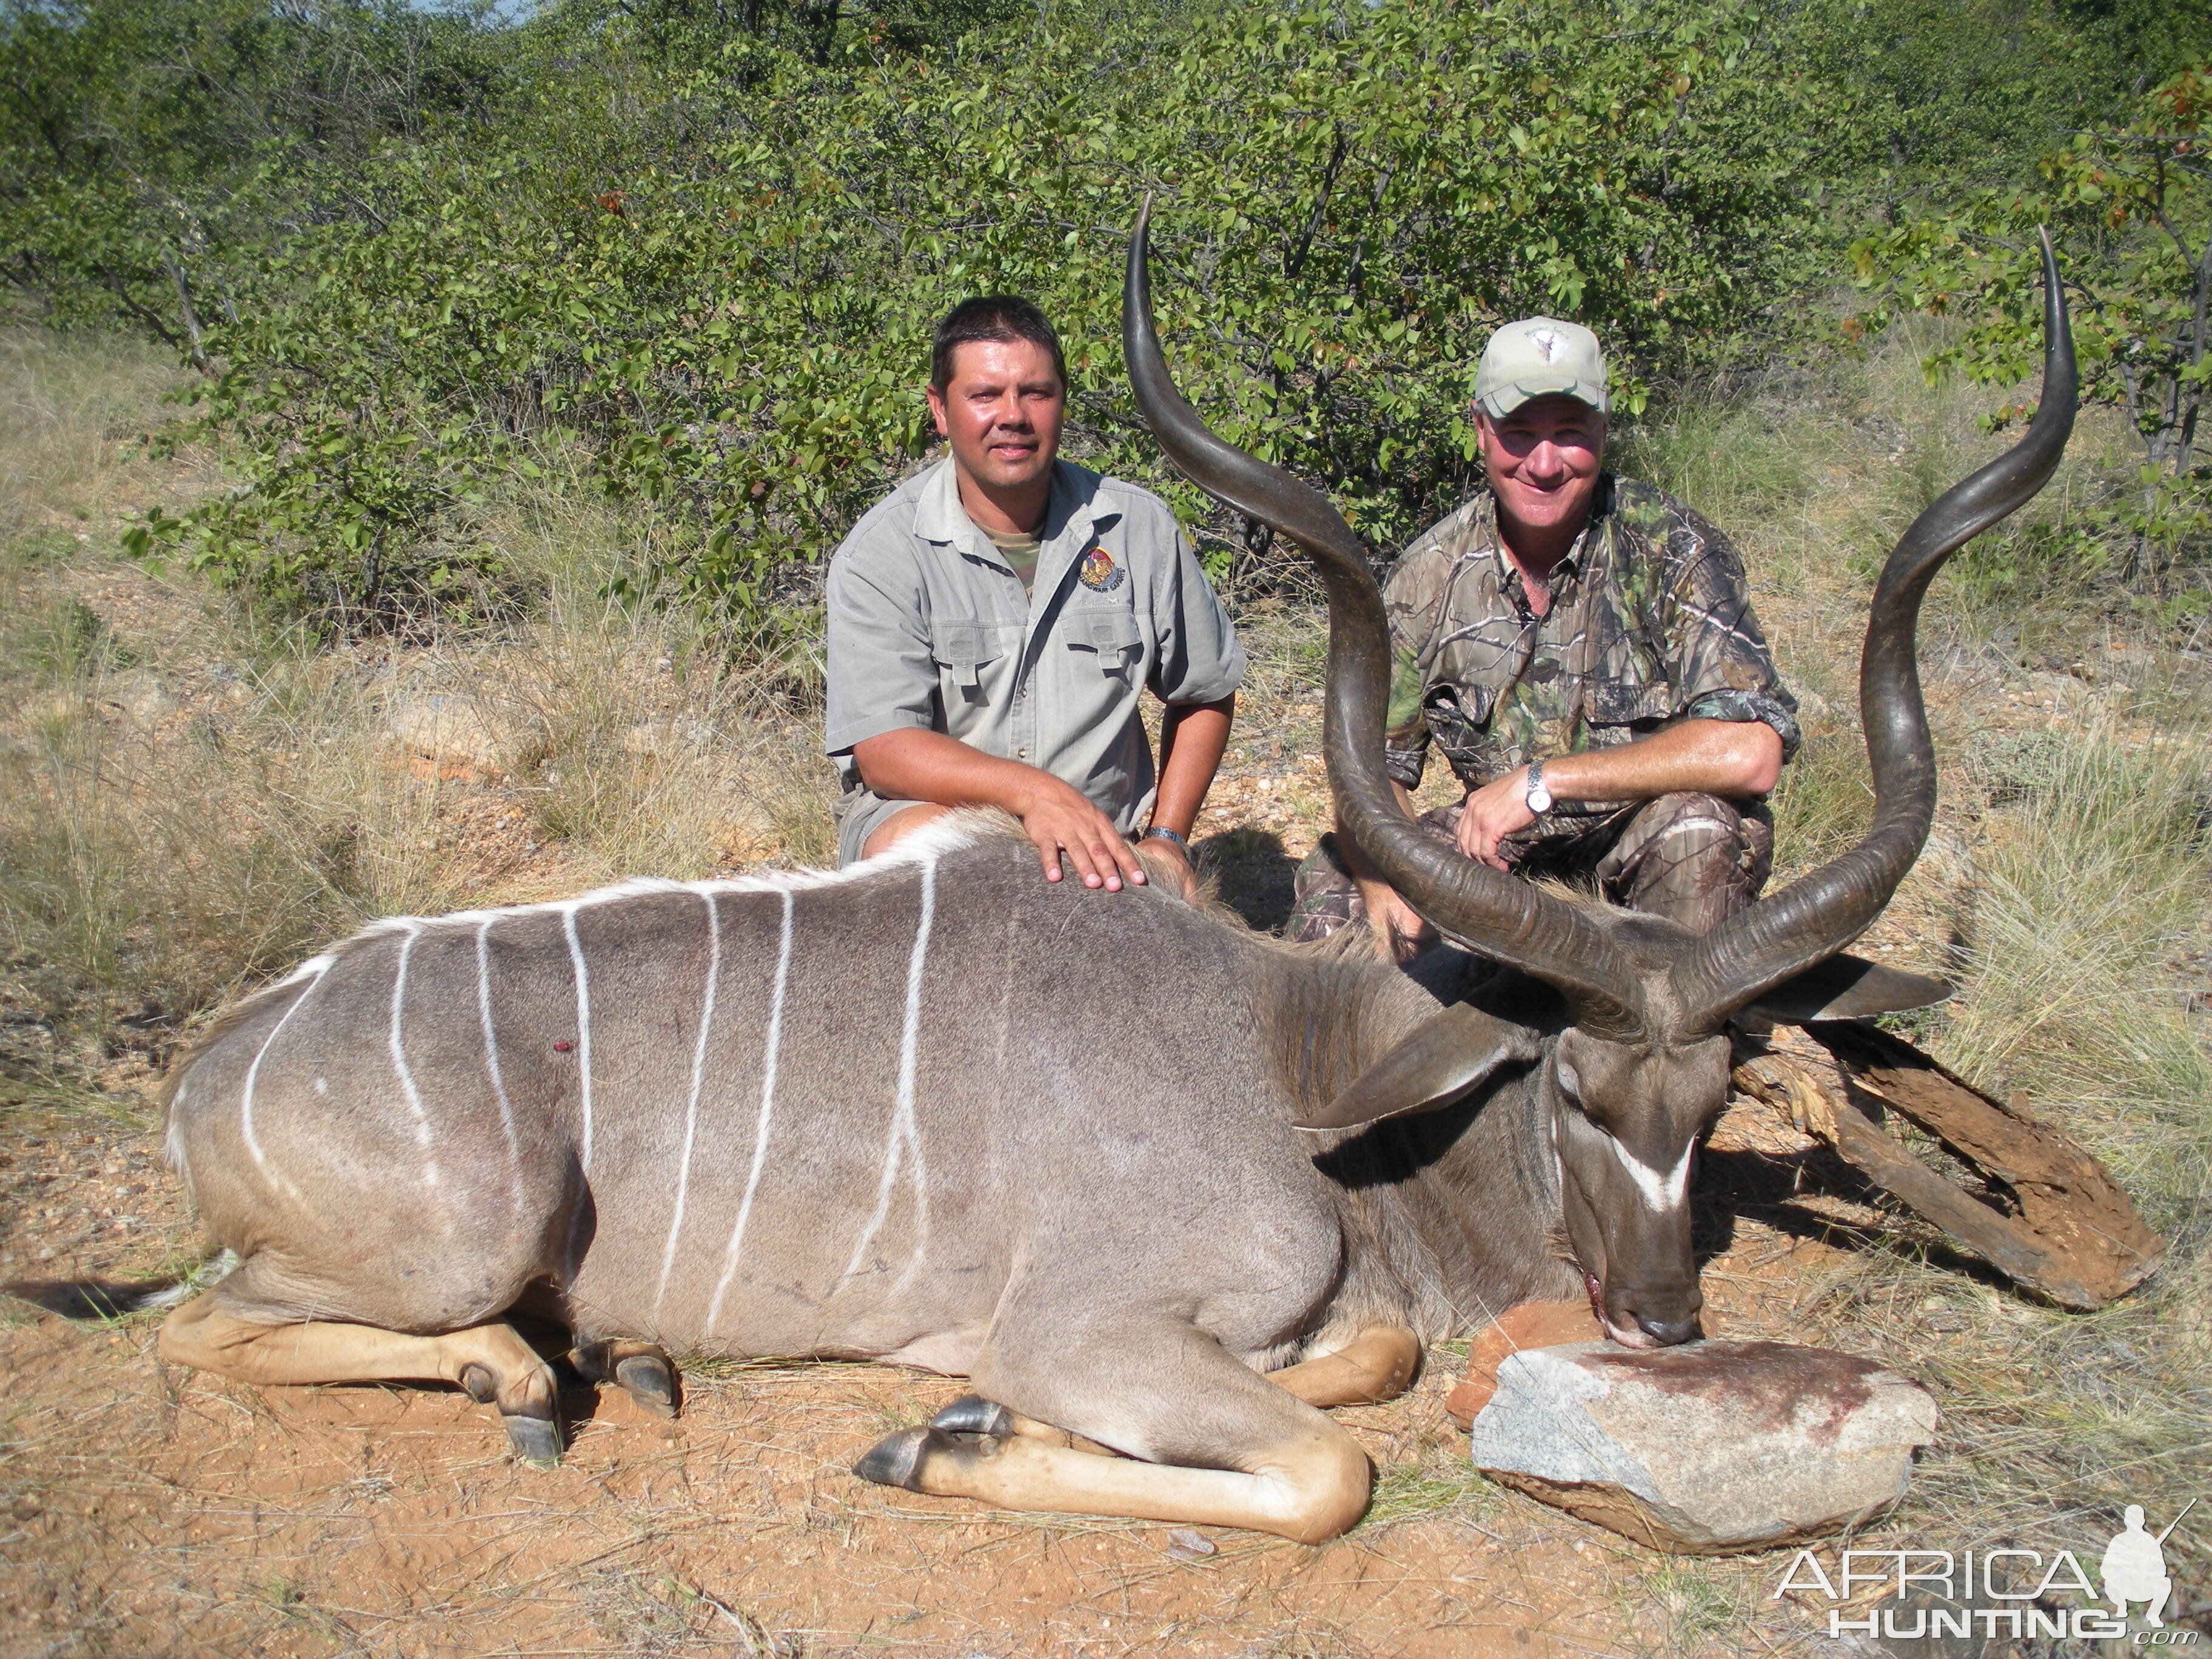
[614, 1353, 679, 1419]
[503, 1410, 565, 1467]
[930, 1393, 1015, 1438]
[853, 1424, 956, 1491]
[571, 1340, 680, 1419]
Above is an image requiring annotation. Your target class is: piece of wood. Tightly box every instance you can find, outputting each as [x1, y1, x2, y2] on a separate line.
[1729, 1027, 2161, 1311]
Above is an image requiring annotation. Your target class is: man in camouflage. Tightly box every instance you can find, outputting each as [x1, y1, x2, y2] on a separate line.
[1290, 315, 1800, 959]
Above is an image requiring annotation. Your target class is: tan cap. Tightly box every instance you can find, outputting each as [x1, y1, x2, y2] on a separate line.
[1475, 317, 1608, 418]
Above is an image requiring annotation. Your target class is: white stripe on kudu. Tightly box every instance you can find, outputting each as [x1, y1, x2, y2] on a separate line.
[654, 891, 722, 1321]
[706, 886, 794, 1333]
[1612, 1136, 1694, 1213]
[387, 923, 444, 1193]
[843, 853, 938, 1285]
[238, 962, 329, 1197]
[475, 917, 526, 1213]
[561, 902, 596, 1172]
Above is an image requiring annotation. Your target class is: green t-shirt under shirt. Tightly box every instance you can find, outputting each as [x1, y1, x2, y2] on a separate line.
[984, 526, 1042, 595]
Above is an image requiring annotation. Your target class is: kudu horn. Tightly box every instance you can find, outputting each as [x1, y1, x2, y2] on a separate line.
[1669, 230, 2078, 1033]
[1123, 198, 1641, 1036]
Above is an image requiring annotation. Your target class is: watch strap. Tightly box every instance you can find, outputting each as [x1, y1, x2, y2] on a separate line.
[1524, 759, 1551, 813]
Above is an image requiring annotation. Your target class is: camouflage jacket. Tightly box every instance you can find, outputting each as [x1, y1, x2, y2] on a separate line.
[1382, 476, 1800, 819]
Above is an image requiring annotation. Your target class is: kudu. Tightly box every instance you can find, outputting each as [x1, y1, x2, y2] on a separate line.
[139, 215, 2074, 1543]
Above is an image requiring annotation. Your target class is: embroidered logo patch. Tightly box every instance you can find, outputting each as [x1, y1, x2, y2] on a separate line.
[1078, 545, 1125, 592]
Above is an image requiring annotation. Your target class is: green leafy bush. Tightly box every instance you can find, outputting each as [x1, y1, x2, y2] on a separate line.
[73, 0, 1828, 625]
[1852, 64, 2212, 597]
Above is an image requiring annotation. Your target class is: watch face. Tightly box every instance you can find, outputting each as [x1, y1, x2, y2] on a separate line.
[1527, 784, 1553, 813]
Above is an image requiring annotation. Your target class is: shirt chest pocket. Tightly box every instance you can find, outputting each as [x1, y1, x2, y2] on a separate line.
[1065, 606, 1145, 677]
[933, 623, 1005, 701]
[1583, 679, 1676, 731]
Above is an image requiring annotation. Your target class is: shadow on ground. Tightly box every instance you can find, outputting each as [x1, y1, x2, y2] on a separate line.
[1197, 826, 1302, 934]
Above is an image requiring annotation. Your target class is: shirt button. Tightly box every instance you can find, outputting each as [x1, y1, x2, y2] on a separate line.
[1017, 748, 1028, 759]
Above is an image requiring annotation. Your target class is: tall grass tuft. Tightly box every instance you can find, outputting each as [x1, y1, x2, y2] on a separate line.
[1938, 719, 2212, 1214]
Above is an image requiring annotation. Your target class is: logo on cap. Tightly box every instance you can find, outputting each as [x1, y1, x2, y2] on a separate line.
[1529, 327, 1563, 363]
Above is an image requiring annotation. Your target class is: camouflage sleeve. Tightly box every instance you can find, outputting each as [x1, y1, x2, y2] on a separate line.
[1380, 537, 1451, 790]
[1659, 509, 1803, 764]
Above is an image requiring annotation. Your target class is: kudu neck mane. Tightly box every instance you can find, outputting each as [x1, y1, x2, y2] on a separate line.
[1262, 948, 1578, 1338]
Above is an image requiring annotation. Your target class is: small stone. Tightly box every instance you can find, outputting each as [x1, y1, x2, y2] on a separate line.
[1165, 1527, 1217, 1560]
[1467, 1339, 1937, 1554]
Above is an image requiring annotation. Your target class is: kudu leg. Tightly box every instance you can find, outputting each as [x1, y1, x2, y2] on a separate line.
[930, 1323, 1418, 1442]
[930, 1395, 1073, 1446]
[1265, 1326, 1420, 1407]
[158, 1289, 565, 1464]
[858, 1321, 1373, 1543]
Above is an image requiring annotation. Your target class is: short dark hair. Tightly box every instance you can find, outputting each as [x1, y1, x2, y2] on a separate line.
[930, 295, 1068, 394]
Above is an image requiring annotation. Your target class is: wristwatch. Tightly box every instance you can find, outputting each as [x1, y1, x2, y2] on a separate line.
[1523, 760, 1553, 816]
[1140, 826, 1187, 848]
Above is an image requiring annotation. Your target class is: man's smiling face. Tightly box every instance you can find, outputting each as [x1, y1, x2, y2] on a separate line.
[927, 337, 1067, 497]
[1478, 393, 1608, 545]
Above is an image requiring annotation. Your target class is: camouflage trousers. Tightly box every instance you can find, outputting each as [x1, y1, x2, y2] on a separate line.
[1287, 792, 1775, 945]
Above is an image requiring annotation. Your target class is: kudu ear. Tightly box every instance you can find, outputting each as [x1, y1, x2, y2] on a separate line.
[1296, 1002, 1541, 1133]
[1737, 953, 1951, 1026]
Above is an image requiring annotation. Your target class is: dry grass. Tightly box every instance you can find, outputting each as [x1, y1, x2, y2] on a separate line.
[0, 332, 838, 1108]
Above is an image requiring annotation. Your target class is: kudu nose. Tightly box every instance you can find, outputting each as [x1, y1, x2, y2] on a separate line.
[1635, 1313, 1702, 1347]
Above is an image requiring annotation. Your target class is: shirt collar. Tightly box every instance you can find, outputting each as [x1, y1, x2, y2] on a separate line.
[915, 457, 1120, 566]
[1484, 473, 1614, 595]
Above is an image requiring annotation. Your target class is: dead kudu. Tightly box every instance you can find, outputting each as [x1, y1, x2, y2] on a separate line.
[111, 220, 2073, 1543]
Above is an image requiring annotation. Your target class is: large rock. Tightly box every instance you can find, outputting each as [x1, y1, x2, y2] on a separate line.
[1466, 1339, 1937, 1553]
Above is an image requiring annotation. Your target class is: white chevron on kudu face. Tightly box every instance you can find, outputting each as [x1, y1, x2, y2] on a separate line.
[1611, 1136, 1694, 1213]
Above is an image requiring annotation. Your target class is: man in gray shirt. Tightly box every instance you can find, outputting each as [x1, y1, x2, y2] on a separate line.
[823, 296, 1245, 893]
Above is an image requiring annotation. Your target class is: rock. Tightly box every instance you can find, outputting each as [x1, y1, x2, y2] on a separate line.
[100, 671, 176, 728]
[383, 695, 509, 773]
[1446, 1299, 1604, 1428]
[1164, 1527, 1216, 1561]
[1466, 1339, 1937, 1553]
[620, 719, 714, 760]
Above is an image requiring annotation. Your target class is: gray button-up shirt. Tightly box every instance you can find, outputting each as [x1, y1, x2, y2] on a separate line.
[823, 457, 1245, 836]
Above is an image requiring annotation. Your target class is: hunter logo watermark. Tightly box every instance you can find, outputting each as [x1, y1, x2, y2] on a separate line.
[1774, 1499, 2198, 1644]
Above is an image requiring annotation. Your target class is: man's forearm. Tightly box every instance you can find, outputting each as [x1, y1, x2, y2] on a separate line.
[1150, 695, 1235, 837]
[850, 728, 1064, 816]
[1541, 718, 1783, 805]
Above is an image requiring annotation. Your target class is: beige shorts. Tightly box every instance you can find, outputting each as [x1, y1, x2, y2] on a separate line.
[834, 787, 931, 868]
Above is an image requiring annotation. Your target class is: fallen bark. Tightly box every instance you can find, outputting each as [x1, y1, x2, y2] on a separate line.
[1729, 1025, 2162, 1311]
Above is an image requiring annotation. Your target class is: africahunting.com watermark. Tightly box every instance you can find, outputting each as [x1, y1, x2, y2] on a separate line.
[1774, 1501, 2199, 1644]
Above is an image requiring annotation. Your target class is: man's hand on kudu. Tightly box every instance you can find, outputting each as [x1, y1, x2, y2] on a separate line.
[1013, 774, 1148, 892]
